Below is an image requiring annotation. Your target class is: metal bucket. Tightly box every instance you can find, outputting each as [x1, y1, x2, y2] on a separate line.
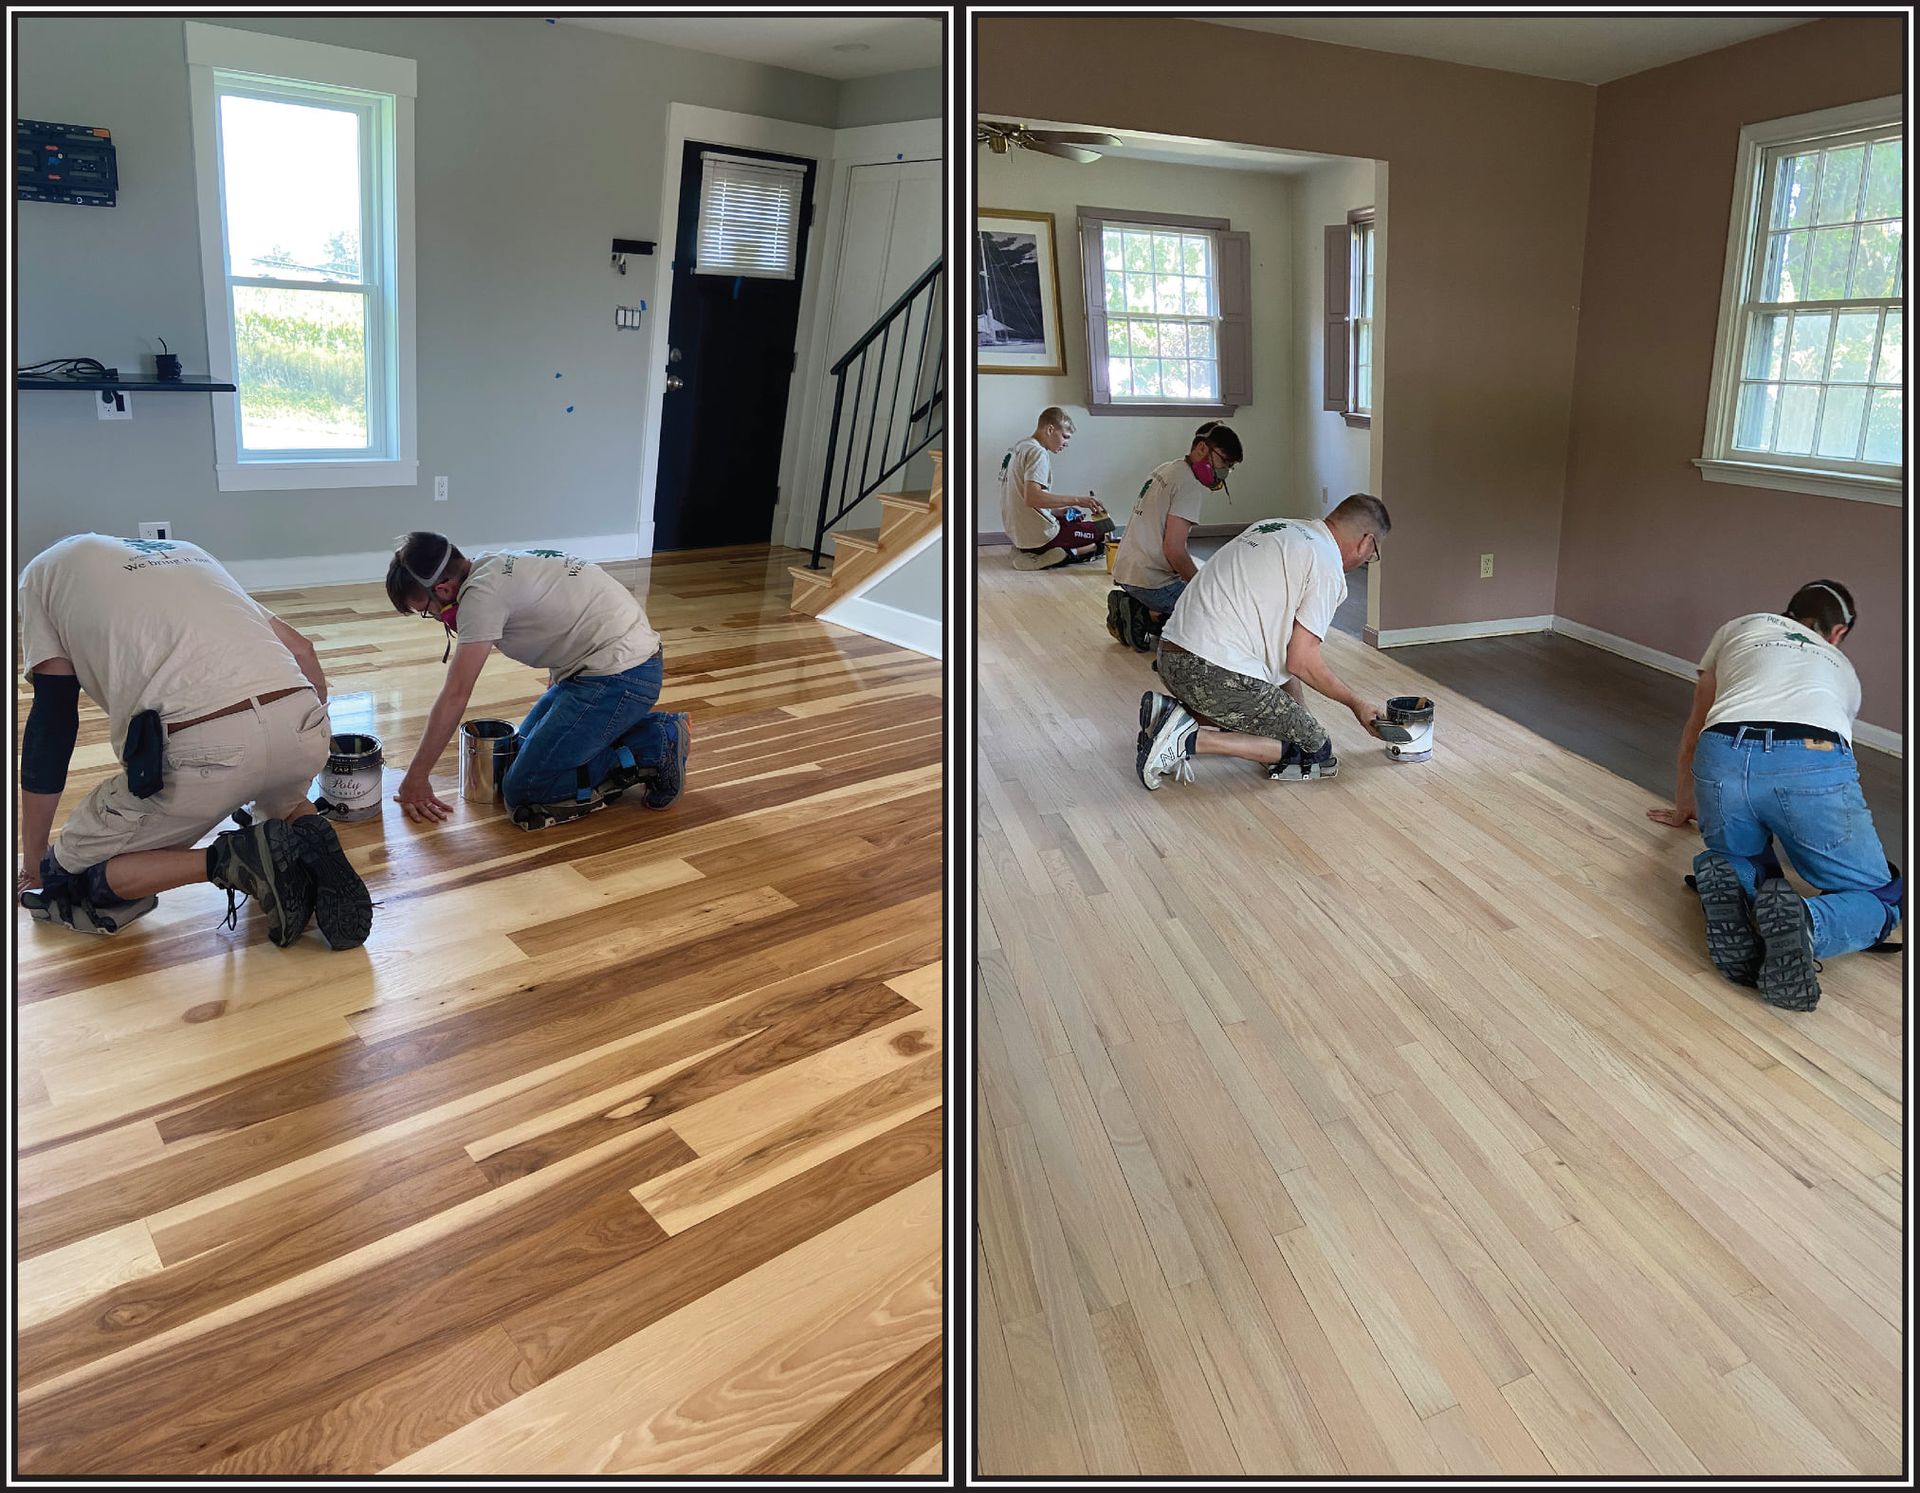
[1382, 695, 1436, 764]
[460, 719, 518, 803]
[315, 732, 384, 821]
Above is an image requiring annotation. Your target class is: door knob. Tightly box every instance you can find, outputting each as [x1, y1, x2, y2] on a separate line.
[668, 347, 683, 364]
[665, 373, 685, 392]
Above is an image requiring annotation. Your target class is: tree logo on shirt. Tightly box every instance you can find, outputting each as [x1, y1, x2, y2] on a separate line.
[523, 549, 564, 558]
[1786, 630, 1815, 646]
[123, 538, 179, 555]
[1000, 453, 1012, 474]
[1251, 520, 1292, 535]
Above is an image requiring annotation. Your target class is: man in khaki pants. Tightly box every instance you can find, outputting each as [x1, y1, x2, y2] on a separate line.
[15, 534, 372, 947]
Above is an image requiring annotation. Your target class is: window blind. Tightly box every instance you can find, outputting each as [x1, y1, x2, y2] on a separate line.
[695, 152, 806, 280]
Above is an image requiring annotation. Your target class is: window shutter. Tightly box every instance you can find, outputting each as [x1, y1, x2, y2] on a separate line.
[1324, 224, 1350, 411]
[695, 152, 807, 280]
[1080, 214, 1109, 407]
[1217, 229, 1252, 409]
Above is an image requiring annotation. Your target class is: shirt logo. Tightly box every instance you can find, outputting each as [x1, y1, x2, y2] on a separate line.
[123, 538, 178, 555]
[1251, 520, 1291, 535]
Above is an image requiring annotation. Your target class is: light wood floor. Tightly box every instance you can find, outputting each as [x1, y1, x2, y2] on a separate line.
[14, 545, 944, 1476]
[976, 551, 1902, 1477]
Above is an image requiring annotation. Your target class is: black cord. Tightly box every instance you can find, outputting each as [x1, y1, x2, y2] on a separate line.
[17, 357, 115, 379]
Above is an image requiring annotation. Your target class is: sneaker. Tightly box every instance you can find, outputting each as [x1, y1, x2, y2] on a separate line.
[1011, 547, 1067, 572]
[288, 814, 374, 950]
[644, 713, 691, 810]
[1137, 690, 1175, 757]
[1266, 738, 1340, 782]
[207, 817, 315, 949]
[1754, 878, 1821, 1012]
[1693, 852, 1761, 986]
[1138, 700, 1197, 791]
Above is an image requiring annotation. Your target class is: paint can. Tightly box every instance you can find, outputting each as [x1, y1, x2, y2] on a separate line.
[313, 732, 384, 821]
[1380, 695, 1435, 763]
[1105, 534, 1120, 573]
[460, 719, 518, 803]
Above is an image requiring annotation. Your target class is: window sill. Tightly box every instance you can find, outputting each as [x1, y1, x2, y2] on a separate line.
[1694, 458, 1901, 507]
[1089, 401, 1238, 418]
[1342, 411, 1372, 429]
[217, 460, 419, 493]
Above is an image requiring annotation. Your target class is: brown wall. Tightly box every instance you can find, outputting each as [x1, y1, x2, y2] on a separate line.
[978, 17, 1597, 632]
[1557, 17, 1904, 732]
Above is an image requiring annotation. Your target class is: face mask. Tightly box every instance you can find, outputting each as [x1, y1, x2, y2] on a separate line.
[433, 603, 458, 663]
[1190, 455, 1229, 493]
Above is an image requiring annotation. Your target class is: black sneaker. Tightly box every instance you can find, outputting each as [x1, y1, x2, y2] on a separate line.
[288, 814, 374, 950]
[1693, 852, 1761, 986]
[1754, 878, 1821, 1012]
[644, 713, 692, 810]
[207, 818, 315, 948]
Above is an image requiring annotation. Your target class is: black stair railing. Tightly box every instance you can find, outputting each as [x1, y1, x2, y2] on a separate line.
[809, 257, 944, 569]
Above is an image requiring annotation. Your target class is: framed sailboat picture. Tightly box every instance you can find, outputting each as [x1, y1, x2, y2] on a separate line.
[977, 209, 1065, 375]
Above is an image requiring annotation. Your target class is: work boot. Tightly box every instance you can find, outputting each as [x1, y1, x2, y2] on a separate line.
[1692, 852, 1761, 986]
[644, 713, 692, 810]
[1106, 589, 1131, 647]
[1753, 878, 1821, 1012]
[207, 817, 316, 948]
[288, 814, 374, 950]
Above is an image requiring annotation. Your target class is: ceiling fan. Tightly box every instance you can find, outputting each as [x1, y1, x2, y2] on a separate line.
[976, 120, 1123, 164]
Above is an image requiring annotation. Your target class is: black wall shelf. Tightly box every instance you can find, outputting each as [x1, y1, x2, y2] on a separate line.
[17, 374, 237, 393]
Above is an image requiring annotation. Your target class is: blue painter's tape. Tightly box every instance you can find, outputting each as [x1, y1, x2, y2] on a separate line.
[555, 372, 562, 378]
[896, 153, 904, 161]
[565, 404, 574, 413]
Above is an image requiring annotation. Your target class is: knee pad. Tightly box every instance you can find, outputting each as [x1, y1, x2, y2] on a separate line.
[1868, 865, 1903, 949]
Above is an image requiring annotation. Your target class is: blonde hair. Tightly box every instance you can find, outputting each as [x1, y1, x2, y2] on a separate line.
[1037, 406, 1075, 434]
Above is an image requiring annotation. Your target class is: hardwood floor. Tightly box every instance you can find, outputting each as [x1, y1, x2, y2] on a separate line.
[14, 545, 944, 1476]
[976, 550, 1902, 1477]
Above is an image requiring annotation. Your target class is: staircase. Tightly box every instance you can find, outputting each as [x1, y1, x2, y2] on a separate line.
[789, 448, 941, 615]
[790, 256, 944, 616]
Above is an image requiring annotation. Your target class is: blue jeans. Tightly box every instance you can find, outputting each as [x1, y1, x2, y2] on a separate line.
[1691, 727, 1900, 959]
[1121, 578, 1186, 616]
[501, 654, 674, 809]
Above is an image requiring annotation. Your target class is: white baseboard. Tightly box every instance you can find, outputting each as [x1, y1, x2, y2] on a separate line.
[228, 532, 644, 592]
[819, 594, 942, 658]
[1553, 615, 1903, 758]
[1375, 615, 1555, 647]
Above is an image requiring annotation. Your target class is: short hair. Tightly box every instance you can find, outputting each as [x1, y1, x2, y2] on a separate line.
[1329, 493, 1391, 535]
[1785, 578, 1855, 635]
[1037, 406, 1073, 432]
[1194, 421, 1243, 464]
[386, 532, 464, 615]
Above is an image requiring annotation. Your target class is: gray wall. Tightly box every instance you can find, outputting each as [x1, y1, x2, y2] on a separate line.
[860, 537, 942, 623]
[14, 16, 842, 566]
[835, 67, 943, 129]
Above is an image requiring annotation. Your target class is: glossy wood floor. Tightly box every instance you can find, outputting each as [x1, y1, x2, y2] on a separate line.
[14, 545, 944, 1477]
[976, 550, 1903, 1477]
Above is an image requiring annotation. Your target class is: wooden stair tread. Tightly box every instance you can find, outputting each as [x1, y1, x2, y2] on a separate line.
[787, 564, 832, 588]
[830, 528, 883, 553]
[878, 490, 935, 512]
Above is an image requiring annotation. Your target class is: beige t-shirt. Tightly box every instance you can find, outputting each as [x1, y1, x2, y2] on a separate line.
[17, 533, 309, 759]
[998, 438, 1059, 549]
[1699, 612, 1861, 743]
[455, 551, 662, 680]
[1112, 458, 1209, 590]
[1162, 517, 1347, 687]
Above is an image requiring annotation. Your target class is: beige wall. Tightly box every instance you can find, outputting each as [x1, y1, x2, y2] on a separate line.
[976, 147, 1293, 536]
[980, 16, 1595, 630]
[1556, 17, 1904, 733]
[1292, 156, 1383, 521]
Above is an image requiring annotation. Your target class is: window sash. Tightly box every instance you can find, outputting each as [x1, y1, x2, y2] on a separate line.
[1349, 221, 1374, 414]
[1101, 223, 1221, 403]
[214, 72, 394, 463]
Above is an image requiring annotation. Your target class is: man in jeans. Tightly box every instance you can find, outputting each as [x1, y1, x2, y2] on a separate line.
[386, 533, 689, 831]
[1106, 421, 1240, 651]
[1649, 579, 1901, 1011]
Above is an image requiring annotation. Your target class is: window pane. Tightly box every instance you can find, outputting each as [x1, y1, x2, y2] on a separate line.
[1122, 233, 1152, 272]
[1125, 274, 1153, 313]
[1863, 388, 1902, 463]
[1828, 312, 1878, 382]
[1814, 144, 1865, 225]
[1745, 312, 1789, 379]
[1155, 275, 1182, 313]
[1182, 237, 1206, 275]
[1182, 279, 1209, 316]
[1152, 235, 1180, 273]
[1876, 310, 1902, 385]
[234, 285, 368, 450]
[1364, 226, 1374, 277]
[1357, 320, 1373, 369]
[1774, 384, 1820, 453]
[1107, 323, 1128, 357]
[1190, 360, 1216, 399]
[1189, 322, 1216, 359]
[1805, 227, 1853, 299]
[1160, 322, 1188, 359]
[1815, 385, 1869, 458]
[1104, 271, 1125, 314]
[1109, 358, 1133, 398]
[1127, 321, 1156, 358]
[1356, 360, 1371, 410]
[1103, 231, 1123, 272]
[1762, 231, 1808, 300]
[1134, 360, 1163, 398]
[1164, 361, 1191, 398]
[220, 92, 364, 283]
[1862, 138, 1902, 220]
[1733, 382, 1780, 450]
[1772, 152, 1819, 229]
[1786, 313, 1831, 380]
[1849, 221, 1900, 298]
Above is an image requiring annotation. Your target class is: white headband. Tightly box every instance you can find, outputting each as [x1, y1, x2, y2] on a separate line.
[1807, 582, 1852, 626]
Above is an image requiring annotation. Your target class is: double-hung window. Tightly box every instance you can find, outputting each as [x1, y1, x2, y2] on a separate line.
[1699, 97, 1902, 504]
[1324, 206, 1375, 427]
[1080, 208, 1251, 416]
[186, 23, 417, 490]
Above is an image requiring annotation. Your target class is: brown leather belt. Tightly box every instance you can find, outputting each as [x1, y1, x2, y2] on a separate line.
[167, 685, 311, 736]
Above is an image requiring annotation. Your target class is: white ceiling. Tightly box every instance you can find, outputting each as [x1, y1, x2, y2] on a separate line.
[982, 118, 1343, 175]
[555, 16, 941, 81]
[1202, 15, 1817, 86]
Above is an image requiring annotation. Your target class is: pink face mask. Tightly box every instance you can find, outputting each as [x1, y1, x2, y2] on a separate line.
[1190, 455, 1228, 491]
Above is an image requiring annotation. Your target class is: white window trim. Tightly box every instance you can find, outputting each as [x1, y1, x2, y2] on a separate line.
[185, 22, 418, 492]
[1350, 219, 1374, 417]
[1699, 93, 1903, 506]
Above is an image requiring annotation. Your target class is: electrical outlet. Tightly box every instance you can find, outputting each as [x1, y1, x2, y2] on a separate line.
[1480, 553, 1495, 579]
[434, 475, 449, 502]
[139, 521, 172, 541]
[96, 389, 131, 421]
